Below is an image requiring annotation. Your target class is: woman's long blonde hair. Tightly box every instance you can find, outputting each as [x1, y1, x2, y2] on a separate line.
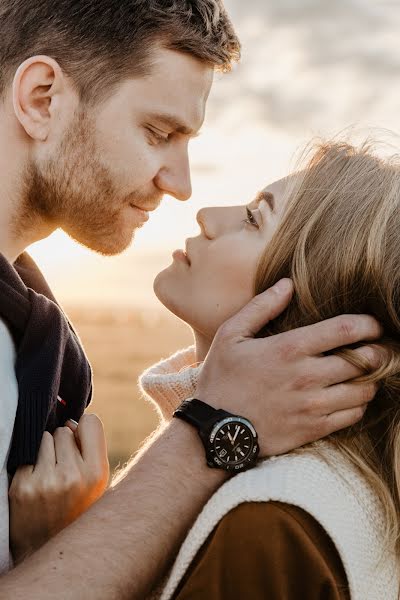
[255, 140, 400, 557]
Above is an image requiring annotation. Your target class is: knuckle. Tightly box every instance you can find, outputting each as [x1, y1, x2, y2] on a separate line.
[10, 481, 34, 502]
[346, 406, 366, 427]
[88, 461, 110, 492]
[337, 316, 355, 343]
[355, 405, 367, 421]
[276, 337, 299, 361]
[292, 373, 315, 392]
[357, 345, 381, 369]
[54, 426, 74, 439]
[41, 431, 53, 443]
[80, 413, 99, 425]
[320, 414, 337, 438]
[216, 320, 233, 340]
[307, 418, 325, 442]
[358, 383, 376, 403]
[248, 295, 265, 314]
[59, 469, 83, 493]
[89, 464, 108, 488]
[363, 315, 383, 337]
[8, 483, 18, 500]
[303, 395, 319, 415]
[39, 475, 58, 498]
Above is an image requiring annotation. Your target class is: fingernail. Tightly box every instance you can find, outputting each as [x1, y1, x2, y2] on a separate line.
[273, 279, 292, 294]
[66, 419, 78, 431]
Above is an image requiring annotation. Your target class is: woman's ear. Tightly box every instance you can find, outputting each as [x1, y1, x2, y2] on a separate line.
[12, 55, 65, 141]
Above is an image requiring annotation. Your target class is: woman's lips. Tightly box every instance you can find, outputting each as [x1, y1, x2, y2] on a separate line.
[172, 249, 191, 265]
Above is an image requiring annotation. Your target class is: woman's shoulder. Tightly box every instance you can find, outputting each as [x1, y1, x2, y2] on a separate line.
[173, 500, 350, 600]
[211, 443, 374, 512]
[161, 444, 396, 600]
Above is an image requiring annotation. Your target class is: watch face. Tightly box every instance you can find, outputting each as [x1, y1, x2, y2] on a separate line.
[208, 417, 258, 471]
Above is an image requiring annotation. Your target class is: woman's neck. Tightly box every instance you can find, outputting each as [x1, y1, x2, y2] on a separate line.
[193, 331, 212, 363]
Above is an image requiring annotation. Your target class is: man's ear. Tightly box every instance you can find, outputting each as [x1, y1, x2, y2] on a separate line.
[12, 56, 65, 142]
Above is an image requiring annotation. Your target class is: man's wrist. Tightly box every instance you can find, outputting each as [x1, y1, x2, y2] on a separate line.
[174, 398, 260, 472]
[163, 417, 228, 487]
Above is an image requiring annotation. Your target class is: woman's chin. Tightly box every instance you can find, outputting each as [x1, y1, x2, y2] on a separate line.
[153, 270, 167, 303]
[153, 268, 222, 339]
[153, 269, 189, 323]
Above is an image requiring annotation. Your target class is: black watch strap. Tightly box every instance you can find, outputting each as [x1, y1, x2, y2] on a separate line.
[174, 398, 229, 430]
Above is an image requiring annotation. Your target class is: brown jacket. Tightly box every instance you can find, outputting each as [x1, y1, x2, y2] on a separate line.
[173, 501, 350, 600]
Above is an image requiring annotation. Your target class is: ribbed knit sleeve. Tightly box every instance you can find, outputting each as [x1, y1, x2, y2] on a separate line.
[139, 347, 201, 421]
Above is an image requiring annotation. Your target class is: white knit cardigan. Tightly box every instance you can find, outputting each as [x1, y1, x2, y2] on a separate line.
[140, 347, 400, 600]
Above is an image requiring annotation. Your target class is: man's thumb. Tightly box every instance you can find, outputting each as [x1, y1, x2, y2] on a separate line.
[227, 279, 294, 338]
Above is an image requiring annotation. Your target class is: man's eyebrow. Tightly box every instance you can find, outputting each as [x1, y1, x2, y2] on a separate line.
[147, 113, 201, 138]
[255, 190, 276, 213]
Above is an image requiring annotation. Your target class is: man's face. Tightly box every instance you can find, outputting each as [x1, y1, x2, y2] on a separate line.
[25, 49, 213, 255]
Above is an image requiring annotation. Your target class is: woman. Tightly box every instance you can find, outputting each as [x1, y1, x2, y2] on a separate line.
[140, 140, 400, 599]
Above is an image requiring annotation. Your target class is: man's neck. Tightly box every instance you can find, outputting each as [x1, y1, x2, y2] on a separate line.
[0, 216, 54, 264]
[0, 218, 54, 264]
[0, 115, 54, 262]
[0, 208, 27, 264]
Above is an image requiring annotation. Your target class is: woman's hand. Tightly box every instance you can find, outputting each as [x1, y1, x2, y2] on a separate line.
[9, 413, 109, 564]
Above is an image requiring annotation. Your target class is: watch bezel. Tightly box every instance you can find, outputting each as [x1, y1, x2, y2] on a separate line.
[206, 416, 259, 472]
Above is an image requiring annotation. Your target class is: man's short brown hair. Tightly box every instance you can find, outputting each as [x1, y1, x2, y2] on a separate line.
[0, 0, 240, 103]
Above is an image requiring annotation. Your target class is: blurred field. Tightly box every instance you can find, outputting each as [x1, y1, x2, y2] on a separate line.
[66, 306, 193, 473]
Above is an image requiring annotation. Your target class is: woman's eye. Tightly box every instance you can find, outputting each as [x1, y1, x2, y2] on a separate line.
[244, 207, 260, 229]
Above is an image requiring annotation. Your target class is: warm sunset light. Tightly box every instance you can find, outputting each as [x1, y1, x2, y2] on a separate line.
[28, 1, 400, 311]
[2, 2, 400, 595]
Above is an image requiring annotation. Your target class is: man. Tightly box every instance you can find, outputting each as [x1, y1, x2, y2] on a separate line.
[0, 1, 380, 598]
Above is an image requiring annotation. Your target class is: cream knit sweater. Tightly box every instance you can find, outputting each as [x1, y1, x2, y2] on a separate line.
[140, 347, 399, 600]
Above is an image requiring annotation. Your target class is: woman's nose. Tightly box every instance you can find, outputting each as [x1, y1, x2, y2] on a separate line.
[196, 207, 215, 239]
[197, 206, 240, 239]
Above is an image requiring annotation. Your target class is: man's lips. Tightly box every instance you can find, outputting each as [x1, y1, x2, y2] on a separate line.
[129, 204, 149, 222]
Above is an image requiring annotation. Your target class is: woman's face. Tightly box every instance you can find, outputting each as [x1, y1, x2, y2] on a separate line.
[154, 178, 287, 341]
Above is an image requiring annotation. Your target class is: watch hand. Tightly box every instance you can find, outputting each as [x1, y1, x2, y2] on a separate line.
[232, 426, 240, 443]
[227, 432, 234, 444]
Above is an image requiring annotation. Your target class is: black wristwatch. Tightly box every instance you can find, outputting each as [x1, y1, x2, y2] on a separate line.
[173, 398, 260, 472]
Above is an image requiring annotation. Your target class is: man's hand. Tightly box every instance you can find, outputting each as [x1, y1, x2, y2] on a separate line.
[9, 414, 109, 563]
[196, 279, 382, 457]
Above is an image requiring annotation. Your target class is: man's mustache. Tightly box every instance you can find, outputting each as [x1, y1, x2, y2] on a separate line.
[127, 191, 164, 213]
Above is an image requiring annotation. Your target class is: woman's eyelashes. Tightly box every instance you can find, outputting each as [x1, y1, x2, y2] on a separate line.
[244, 206, 260, 229]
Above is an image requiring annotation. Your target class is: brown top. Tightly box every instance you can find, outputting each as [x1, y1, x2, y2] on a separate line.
[173, 501, 350, 600]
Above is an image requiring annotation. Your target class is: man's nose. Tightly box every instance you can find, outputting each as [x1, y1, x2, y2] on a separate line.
[154, 151, 192, 202]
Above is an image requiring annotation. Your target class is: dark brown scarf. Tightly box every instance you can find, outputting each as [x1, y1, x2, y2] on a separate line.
[0, 252, 92, 475]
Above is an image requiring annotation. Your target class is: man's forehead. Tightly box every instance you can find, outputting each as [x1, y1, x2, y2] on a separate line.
[124, 53, 212, 134]
[147, 48, 212, 123]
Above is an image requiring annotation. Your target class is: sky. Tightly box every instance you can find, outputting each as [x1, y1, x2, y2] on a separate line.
[29, 0, 400, 309]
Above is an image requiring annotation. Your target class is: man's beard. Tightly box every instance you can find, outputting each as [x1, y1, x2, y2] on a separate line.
[19, 112, 160, 256]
